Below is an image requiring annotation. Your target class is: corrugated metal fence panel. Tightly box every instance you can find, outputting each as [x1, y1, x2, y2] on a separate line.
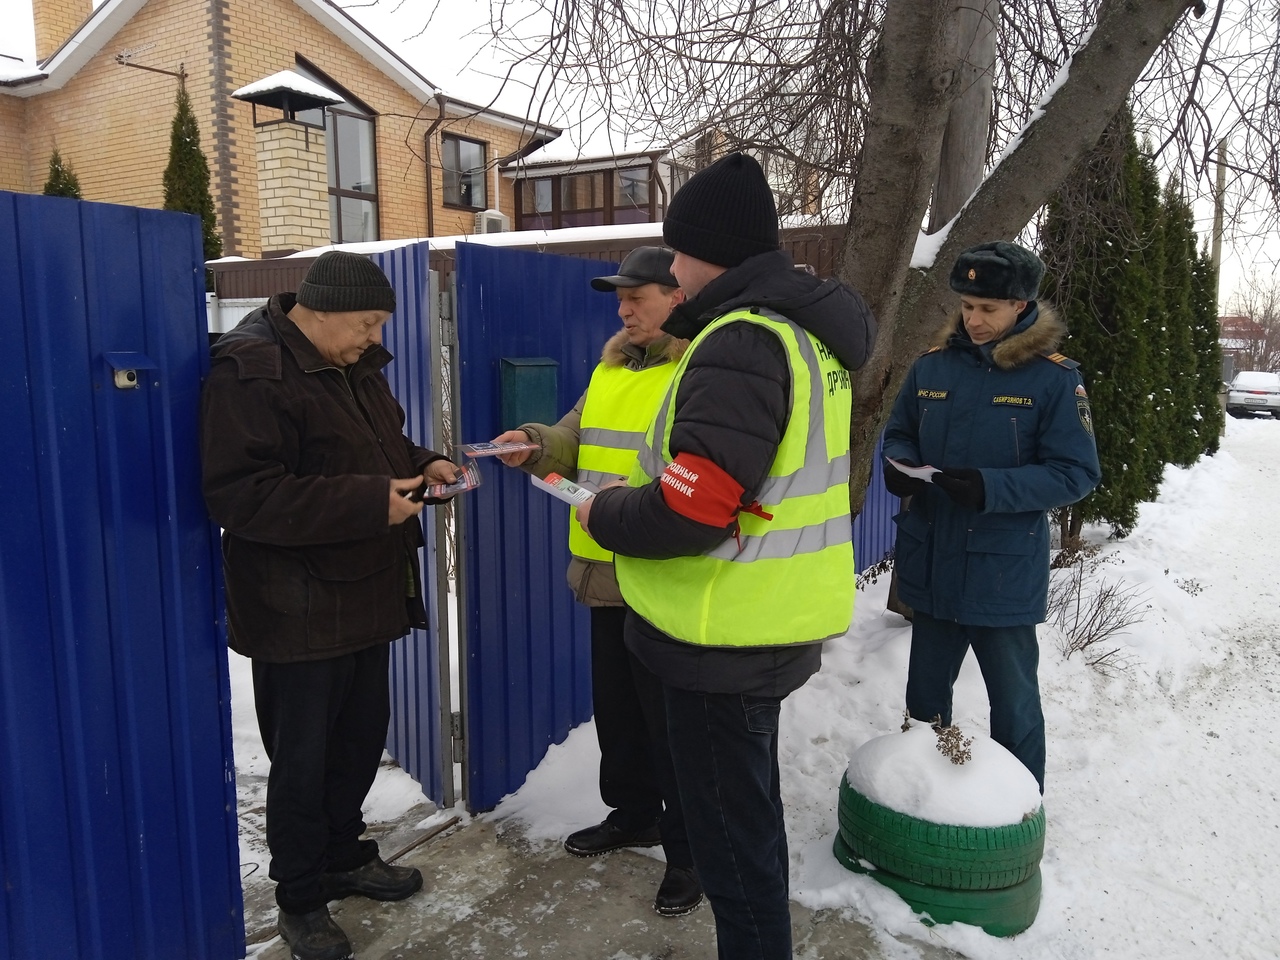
[0, 192, 241, 960]
[853, 432, 896, 573]
[455, 243, 607, 812]
[373, 243, 448, 805]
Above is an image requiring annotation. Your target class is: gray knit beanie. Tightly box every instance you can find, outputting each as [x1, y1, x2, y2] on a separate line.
[663, 152, 779, 268]
[296, 251, 396, 313]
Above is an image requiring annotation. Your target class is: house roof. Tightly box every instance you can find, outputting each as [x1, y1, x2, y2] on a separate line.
[0, 0, 561, 139]
[502, 149, 668, 179]
[1219, 315, 1265, 338]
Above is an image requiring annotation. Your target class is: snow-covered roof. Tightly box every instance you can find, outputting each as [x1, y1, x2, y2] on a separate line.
[205, 213, 842, 266]
[0, 51, 41, 84]
[231, 70, 341, 103]
[207, 221, 667, 265]
[517, 127, 674, 166]
[2, 0, 148, 94]
[0, 0, 559, 139]
[501, 150, 668, 180]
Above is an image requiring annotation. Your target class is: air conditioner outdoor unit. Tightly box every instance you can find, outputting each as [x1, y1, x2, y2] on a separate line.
[475, 209, 510, 233]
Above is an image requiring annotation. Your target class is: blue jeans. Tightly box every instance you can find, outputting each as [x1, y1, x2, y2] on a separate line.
[905, 611, 1045, 792]
[664, 686, 792, 960]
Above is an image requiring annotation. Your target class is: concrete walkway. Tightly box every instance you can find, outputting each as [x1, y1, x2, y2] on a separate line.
[244, 817, 960, 960]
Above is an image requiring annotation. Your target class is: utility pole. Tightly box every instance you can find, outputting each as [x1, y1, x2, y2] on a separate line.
[1212, 140, 1226, 310]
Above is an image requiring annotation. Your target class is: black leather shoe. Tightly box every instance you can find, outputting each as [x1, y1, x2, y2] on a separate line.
[322, 855, 423, 902]
[277, 906, 353, 960]
[563, 820, 661, 858]
[654, 864, 704, 917]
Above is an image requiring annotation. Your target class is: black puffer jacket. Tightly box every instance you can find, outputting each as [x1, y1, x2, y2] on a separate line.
[201, 295, 450, 663]
[589, 250, 877, 695]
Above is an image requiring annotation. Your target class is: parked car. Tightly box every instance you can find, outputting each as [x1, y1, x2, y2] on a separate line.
[1227, 371, 1280, 417]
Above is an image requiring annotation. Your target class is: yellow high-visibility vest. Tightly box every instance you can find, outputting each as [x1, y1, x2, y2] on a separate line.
[615, 310, 854, 646]
[568, 359, 677, 562]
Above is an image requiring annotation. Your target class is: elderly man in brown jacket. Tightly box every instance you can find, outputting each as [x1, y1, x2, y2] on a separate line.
[201, 251, 457, 960]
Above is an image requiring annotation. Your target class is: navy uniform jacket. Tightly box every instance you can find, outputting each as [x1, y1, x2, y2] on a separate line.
[882, 304, 1101, 626]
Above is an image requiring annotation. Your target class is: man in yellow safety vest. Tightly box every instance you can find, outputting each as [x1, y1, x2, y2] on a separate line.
[491, 246, 703, 917]
[578, 154, 876, 960]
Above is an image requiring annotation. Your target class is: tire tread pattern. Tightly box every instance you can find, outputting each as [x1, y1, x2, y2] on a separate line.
[837, 776, 1044, 891]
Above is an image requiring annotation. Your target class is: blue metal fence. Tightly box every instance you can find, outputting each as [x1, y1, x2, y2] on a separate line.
[854, 433, 896, 572]
[0, 192, 242, 960]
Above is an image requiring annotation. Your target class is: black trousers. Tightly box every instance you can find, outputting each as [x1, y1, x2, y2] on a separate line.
[592, 606, 692, 869]
[253, 643, 390, 914]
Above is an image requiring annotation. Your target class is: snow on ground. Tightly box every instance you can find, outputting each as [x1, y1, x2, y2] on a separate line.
[486, 417, 1280, 960]
[232, 417, 1280, 958]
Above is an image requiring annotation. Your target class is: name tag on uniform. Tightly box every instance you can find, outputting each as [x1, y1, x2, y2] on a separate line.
[917, 389, 949, 400]
[991, 395, 1034, 407]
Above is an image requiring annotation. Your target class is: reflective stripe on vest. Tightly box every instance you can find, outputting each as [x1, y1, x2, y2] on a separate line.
[616, 309, 854, 647]
[568, 359, 677, 562]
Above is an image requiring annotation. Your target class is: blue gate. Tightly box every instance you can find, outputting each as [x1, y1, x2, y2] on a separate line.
[450, 242, 896, 812]
[0, 193, 242, 959]
[454, 243, 609, 812]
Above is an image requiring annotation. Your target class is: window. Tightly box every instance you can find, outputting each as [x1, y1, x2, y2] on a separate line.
[669, 164, 694, 197]
[615, 167, 650, 207]
[531, 179, 553, 214]
[294, 63, 379, 243]
[520, 178, 555, 230]
[442, 135, 487, 209]
[560, 172, 604, 227]
[614, 166, 651, 224]
[512, 163, 659, 230]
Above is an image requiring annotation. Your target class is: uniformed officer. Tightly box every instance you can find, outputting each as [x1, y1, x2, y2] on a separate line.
[882, 240, 1101, 793]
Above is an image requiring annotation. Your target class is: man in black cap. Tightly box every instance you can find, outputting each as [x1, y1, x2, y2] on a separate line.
[201, 250, 460, 960]
[882, 240, 1100, 793]
[579, 155, 877, 959]
[491, 246, 703, 917]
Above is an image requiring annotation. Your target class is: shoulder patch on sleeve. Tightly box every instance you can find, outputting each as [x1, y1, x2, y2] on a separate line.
[1042, 352, 1080, 370]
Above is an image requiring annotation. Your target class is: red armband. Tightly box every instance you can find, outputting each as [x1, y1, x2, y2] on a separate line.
[659, 452, 746, 527]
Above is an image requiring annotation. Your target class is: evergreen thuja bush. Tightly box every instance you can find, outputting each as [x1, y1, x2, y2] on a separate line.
[43, 148, 82, 198]
[163, 85, 222, 284]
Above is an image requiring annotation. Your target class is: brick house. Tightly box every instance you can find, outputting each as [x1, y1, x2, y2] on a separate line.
[0, 0, 562, 258]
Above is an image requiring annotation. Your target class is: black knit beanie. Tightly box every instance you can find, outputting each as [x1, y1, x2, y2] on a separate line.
[296, 251, 397, 313]
[949, 241, 1044, 301]
[663, 152, 779, 268]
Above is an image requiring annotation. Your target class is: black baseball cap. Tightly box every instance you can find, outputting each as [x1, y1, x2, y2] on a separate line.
[590, 246, 679, 291]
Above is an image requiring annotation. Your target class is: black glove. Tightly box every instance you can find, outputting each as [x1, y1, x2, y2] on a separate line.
[933, 467, 985, 511]
[883, 458, 927, 499]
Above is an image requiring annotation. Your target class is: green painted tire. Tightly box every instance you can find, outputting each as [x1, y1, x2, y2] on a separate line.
[837, 775, 1044, 891]
[833, 832, 1041, 938]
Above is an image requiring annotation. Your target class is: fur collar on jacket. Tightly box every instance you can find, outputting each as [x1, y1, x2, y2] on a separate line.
[930, 303, 1066, 371]
[600, 329, 688, 368]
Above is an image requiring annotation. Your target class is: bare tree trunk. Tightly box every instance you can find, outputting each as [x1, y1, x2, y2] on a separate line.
[885, 0, 999, 620]
[846, 0, 1202, 517]
[929, 0, 999, 234]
